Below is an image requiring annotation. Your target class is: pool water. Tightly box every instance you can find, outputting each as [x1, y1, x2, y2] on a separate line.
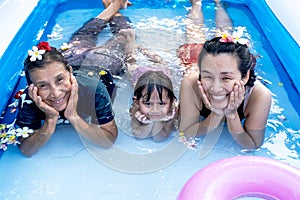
[0, 0, 299, 199]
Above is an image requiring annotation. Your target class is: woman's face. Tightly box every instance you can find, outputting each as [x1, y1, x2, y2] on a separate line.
[138, 88, 171, 121]
[29, 62, 71, 111]
[200, 53, 243, 110]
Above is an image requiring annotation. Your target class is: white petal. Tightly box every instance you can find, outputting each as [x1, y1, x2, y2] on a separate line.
[37, 55, 43, 60]
[236, 29, 244, 38]
[238, 38, 250, 45]
[30, 56, 37, 62]
[22, 133, 30, 138]
[32, 46, 38, 51]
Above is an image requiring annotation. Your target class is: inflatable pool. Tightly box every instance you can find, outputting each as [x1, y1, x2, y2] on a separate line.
[0, 0, 299, 199]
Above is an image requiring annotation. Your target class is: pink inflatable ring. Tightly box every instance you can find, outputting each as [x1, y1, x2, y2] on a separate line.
[178, 156, 300, 200]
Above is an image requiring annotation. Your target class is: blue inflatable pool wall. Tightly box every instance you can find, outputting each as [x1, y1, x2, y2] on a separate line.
[0, 0, 299, 120]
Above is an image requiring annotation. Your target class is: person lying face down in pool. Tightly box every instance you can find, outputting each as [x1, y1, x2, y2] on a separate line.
[60, 0, 134, 79]
[177, 0, 234, 75]
[178, 0, 272, 149]
[129, 71, 178, 142]
[15, 0, 132, 157]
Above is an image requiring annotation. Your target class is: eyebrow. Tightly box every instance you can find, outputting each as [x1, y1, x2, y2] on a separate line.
[33, 73, 66, 85]
[34, 80, 48, 86]
[201, 70, 234, 75]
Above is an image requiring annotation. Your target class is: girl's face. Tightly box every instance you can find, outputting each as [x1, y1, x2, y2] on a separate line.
[29, 62, 71, 111]
[138, 88, 171, 121]
[200, 53, 244, 110]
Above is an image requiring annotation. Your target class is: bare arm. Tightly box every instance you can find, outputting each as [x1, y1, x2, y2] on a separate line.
[18, 84, 60, 156]
[19, 117, 58, 157]
[129, 102, 176, 141]
[64, 74, 117, 148]
[130, 117, 174, 142]
[67, 115, 118, 148]
[130, 116, 154, 139]
[227, 82, 271, 149]
[151, 119, 175, 142]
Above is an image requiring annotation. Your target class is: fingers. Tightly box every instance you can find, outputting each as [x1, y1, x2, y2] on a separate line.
[28, 84, 38, 103]
[233, 80, 245, 104]
[134, 111, 151, 124]
[228, 81, 245, 110]
[197, 80, 211, 108]
[28, 84, 59, 119]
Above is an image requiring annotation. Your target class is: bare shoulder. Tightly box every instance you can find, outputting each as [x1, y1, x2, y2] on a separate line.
[245, 81, 272, 115]
[251, 81, 272, 101]
[180, 73, 202, 109]
[181, 73, 199, 90]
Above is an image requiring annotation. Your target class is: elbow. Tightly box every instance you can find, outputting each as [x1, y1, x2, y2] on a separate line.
[21, 151, 34, 157]
[18, 145, 35, 157]
[100, 129, 118, 149]
[239, 136, 265, 150]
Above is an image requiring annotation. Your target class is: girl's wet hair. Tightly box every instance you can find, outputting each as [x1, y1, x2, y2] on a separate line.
[24, 46, 70, 84]
[134, 71, 176, 103]
[198, 37, 256, 87]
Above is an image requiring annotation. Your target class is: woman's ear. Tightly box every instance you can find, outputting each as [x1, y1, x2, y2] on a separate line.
[242, 70, 250, 84]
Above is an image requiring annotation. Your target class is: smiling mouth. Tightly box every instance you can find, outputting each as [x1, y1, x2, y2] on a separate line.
[54, 99, 64, 104]
[51, 96, 66, 106]
[211, 94, 227, 101]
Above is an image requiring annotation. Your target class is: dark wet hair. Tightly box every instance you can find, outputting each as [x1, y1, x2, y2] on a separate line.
[198, 37, 256, 87]
[134, 71, 176, 104]
[24, 43, 70, 84]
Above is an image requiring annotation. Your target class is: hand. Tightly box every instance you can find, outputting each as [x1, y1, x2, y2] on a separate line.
[134, 111, 151, 124]
[197, 80, 224, 116]
[64, 73, 79, 120]
[225, 80, 245, 118]
[28, 84, 59, 120]
[159, 104, 178, 122]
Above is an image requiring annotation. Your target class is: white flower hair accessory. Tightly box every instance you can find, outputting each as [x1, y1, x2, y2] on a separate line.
[28, 41, 52, 62]
[219, 27, 251, 47]
[28, 46, 45, 62]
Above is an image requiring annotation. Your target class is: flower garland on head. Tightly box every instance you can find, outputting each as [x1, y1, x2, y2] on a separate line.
[28, 41, 52, 62]
[219, 26, 251, 47]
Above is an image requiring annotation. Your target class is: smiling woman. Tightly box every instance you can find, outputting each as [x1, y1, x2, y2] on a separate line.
[179, 35, 272, 150]
[16, 41, 118, 156]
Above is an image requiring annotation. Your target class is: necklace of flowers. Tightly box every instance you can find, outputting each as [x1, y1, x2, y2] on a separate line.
[178, 132, 198, 150]
[28, 41, 52, 62]
[0, 122, 33, 151]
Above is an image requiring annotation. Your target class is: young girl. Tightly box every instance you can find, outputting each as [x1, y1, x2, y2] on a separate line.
[129, 71, 178, 142]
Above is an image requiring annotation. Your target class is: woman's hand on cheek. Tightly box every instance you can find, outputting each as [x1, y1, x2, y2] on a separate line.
[28, 84, 59, 119]
[64, 74, 79, 120]
[197, 80, 224, 116]
[225, 80, 245, 118]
